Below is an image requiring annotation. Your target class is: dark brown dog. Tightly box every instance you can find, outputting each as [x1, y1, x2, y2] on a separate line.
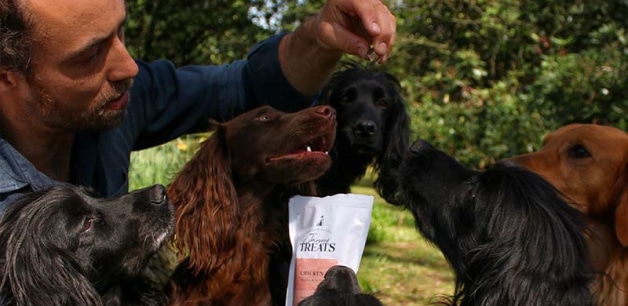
[166, 105, 336, 305]
[500, 123, 628, 305]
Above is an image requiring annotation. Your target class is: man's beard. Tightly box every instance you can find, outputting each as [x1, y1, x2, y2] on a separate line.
[29, 79, 133, 133]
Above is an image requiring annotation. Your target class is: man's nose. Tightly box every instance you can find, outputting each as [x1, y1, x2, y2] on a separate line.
[107, 37, 139, 82]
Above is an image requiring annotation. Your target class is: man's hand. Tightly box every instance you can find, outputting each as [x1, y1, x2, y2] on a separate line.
[314, 0, 396, 63]
[278, 0, 396, 96]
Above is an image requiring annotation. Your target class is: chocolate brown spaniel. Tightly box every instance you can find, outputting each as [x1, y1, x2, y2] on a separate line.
[166, 105, 336, 305]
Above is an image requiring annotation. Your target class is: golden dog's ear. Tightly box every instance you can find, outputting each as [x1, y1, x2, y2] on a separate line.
[614, 162, 628, 246]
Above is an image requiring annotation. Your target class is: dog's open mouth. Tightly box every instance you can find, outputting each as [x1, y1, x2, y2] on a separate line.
[267, 129, 335, 162]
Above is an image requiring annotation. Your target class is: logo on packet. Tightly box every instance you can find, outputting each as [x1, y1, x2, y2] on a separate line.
[298, 214, 336, 253]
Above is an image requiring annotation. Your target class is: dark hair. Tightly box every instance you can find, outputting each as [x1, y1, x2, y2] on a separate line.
[0, 0, 33, 73]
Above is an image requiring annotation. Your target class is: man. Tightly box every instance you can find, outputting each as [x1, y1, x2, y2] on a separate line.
[0, 0, 396, 209]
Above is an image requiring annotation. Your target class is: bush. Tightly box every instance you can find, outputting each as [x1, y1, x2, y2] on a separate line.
[388, 0, 628, 168]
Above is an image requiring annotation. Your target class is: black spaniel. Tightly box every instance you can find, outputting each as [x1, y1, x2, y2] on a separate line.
[391, 140, 594, 305]
[268, 62, 410, 305]
[316, 61, 410, 200]
[0, 184, 174, 306]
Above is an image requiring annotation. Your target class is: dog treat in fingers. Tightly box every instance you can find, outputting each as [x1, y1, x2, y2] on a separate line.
[366, 46, 380, 63]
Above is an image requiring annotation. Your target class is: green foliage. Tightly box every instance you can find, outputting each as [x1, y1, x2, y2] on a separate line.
[386, 0, 628, 167]
[125, 0, 628, 169]
[125, 0, 277, 65]
[525, 48, 628, 129]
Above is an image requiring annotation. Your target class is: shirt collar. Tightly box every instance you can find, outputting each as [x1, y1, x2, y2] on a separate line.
[0, 136, 55, 193]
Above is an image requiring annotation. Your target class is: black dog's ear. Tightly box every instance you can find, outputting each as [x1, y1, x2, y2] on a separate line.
[318, 60, 365, 106]
[380, 72, 410, 166]
[373, 73, 410, 203]
[318, 77, 338, 106]
[475, 168, 592, 279]
[0, 191, 103, 306]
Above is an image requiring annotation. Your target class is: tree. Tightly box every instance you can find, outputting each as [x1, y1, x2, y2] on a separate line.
[125, 0, 628, 168]
[125, 0, 279, 66]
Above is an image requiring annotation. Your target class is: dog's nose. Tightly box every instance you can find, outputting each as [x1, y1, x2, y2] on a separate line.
[495, 159, 519, 168]
[410, 139, 433, 153]
[354, 121, 376, 137]
[315, 105, 336, 120]
[149, 184, 168, 205]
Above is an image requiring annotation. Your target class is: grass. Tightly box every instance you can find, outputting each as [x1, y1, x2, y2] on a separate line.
[352, 183, 454, 305]
[129, 135, 204, 190]
[129, 141, 455, 305]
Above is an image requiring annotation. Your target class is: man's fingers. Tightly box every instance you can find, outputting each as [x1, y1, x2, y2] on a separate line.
[352, 0, 396, 63]
[315, 0, 396, 63]
[378, 13, 396, 63]
[321, 21, 371, 58]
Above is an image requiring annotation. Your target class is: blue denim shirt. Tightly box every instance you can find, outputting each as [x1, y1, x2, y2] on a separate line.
[0, 33, 316, 212]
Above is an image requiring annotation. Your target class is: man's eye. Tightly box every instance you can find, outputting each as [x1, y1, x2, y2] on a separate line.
[80, 47, 102, 64]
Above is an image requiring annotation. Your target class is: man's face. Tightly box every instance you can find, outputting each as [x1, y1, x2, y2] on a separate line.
[21, 0, 139, 132]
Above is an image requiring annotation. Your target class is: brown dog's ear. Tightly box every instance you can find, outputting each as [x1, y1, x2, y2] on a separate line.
[614, 162, 628, 246]
[168, 127, 240, 274]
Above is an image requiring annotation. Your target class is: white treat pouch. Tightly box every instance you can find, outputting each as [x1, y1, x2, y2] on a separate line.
[285, 193, 374, 306]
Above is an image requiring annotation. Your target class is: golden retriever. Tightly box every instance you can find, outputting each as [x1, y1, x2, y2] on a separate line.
[500, 123, 628, 306]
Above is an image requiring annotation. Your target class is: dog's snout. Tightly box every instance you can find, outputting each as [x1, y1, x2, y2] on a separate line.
[354, 121, 376, 137]
[149, 184, 168, 205]
[495, 159, 519, 168]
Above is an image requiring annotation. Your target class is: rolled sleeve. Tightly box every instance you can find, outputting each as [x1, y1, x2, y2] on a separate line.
[130, 33, 318, 150]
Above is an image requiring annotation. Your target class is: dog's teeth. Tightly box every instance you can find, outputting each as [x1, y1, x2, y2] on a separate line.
[325, 151, 329, 155]
[306, 146, 312, 152]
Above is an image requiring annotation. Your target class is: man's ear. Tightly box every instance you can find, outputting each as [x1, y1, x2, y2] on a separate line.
[0, 69, 22, 92]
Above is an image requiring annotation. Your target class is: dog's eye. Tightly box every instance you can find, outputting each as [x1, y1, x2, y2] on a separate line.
[459, 183, 477, 202]
[375, 99, 389, 109]
[339, 95, 351, 105]
[83, 217, 95, 232]
[255, 113, 271, 122]
[339, 90, 356, 105]
[466, 188, 476, 199]
[567, 144, 591, 159]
